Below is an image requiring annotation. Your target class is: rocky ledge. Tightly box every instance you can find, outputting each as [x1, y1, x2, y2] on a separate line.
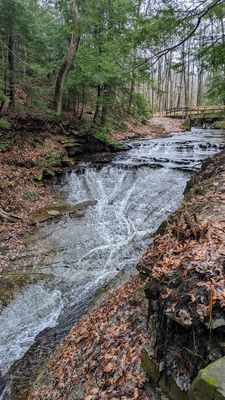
[138, 151, 225, 399]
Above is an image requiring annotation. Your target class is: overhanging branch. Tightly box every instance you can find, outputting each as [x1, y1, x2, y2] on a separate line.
[132, 0, 225, 72]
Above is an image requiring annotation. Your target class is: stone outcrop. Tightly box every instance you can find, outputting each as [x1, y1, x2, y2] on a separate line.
[190, 357, 225, 400]
[139, 151, 225, 398]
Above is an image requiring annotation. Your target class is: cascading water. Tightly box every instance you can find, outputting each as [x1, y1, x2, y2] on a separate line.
[0, 128, 225, 399]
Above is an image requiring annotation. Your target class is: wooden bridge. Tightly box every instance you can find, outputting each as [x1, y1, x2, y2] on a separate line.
[165, 105, 225, 121]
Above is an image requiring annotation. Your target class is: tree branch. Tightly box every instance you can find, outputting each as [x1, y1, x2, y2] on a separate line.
[132, 0, 225, 72]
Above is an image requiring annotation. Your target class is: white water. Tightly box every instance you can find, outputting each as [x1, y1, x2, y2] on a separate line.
[0, 128, 224, 399]
[0, 286, 63, 375]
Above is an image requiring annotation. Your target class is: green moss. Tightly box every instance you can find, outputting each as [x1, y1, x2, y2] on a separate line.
[0, 117, 11, 130]
[0, 179, 10, 190]
[204, 375, 218, 386]
[191, 357, 225, 400]
[24, 191, 38, 202]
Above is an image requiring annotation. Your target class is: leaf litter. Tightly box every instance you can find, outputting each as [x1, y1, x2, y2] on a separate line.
[138, 151, 225, 391]
[28, 276, 158, 400]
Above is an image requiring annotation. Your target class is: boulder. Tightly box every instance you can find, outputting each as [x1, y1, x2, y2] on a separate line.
[190, 357, 225, 400]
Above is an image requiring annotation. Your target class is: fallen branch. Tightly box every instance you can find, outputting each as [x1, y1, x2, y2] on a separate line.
[0, 207, 24, 223]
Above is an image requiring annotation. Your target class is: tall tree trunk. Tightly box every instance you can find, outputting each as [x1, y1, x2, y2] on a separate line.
[0, 47, 7, 115]
[128, 75, 135, 112]
[78, 82, 85, 119]
[54, 0, 80, 116]
[8, 34, 15, 108]
[197, 66, 203, 106]
[176, 71, 183, 109]
[157, 59, 162, 112]
[93, 85, 101, 123]
[101, 85, 112, 127]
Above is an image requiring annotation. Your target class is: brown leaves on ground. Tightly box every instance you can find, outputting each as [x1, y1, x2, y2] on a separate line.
[110, 117, 185, 142]
[29, 276, 150, 400]
[0, 131, 66, 271]
[0, 221, 26, 272]
[0, 133, 64, 215]
[138, 151, 225, 325]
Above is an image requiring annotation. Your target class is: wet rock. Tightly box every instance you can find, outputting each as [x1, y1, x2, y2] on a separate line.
[190, 357, 225, 400]
[32, 200, 97, 222]
[206, 316, 225, 329]
[0, 273, 48, 310]
[123, 143, 133, 150]
[211, 121, 225, 130]
[219, 342, 225, 356]
[156, 219, 168, 236]
[47, 210, 61, 217]
[141, 346, 188, 400]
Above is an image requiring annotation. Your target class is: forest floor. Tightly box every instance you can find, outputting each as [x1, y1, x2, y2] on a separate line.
[110, 116, 186, 141]
[0, 116, 184, 272]
[0, 130, 67, 271]
[28, 151, 225, 399]
[28, 275, 167, 400]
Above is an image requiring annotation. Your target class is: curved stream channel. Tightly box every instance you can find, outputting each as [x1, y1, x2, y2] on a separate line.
[1, 128, 225, 399]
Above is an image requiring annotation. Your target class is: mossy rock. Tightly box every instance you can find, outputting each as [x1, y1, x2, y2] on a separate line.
[190, 357, 225, 400]
[32, 200, 97, 222]
[0, 273, 48, 310]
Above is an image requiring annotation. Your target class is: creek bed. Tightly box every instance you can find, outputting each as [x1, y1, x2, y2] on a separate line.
[0, 128, 225, 399]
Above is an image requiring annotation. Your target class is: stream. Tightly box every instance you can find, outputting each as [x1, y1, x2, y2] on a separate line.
[0, 128, 225, 399]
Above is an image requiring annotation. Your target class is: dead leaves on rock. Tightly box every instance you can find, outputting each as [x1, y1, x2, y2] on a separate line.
[139, 153, 225, 325]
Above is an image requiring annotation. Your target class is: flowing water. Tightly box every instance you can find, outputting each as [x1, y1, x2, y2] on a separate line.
[0, 128, 225, 399]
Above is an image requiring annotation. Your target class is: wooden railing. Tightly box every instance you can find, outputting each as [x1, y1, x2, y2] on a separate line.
[165, 105, 225, 118]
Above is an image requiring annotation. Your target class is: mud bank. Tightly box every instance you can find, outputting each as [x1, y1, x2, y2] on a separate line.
[138, 151, 225, 399]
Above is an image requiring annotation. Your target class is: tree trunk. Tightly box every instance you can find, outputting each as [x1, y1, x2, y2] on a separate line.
[78, 82, 85, 119]
[54, 0, 80, 116]
[101, 85, 109, 127]
[93, 85, 102, 123]
[157, 59, 162, 112]
[128, 75, 135, 112]
[8, 34, 15, 108]
[176, 71, 183, 109]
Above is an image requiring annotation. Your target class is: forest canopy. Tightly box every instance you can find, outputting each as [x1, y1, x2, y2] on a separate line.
[0, 0, 224, 129]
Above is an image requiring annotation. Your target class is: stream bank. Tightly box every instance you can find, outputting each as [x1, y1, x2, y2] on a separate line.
[0, 127, 225, 399]
[139, 151, 225, 399]
[0, 116, 185, 272]
[27, 148, 225, 400]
